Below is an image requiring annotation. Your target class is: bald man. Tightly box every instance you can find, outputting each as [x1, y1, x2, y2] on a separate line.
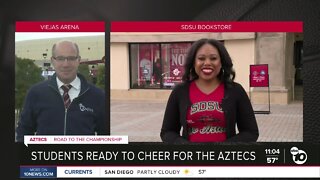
[16, 40, 107, 142]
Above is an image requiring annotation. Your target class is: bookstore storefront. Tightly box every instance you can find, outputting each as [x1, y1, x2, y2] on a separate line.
[110, 32, 302, 104]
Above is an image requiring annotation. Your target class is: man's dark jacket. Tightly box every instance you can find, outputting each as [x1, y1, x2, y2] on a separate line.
[16, 73, 107, 142]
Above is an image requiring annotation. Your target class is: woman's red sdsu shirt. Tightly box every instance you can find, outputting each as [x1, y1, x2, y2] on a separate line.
[187, 81, 226, 142]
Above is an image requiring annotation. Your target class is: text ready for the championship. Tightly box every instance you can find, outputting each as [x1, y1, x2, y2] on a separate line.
[18, 137, 320, 178]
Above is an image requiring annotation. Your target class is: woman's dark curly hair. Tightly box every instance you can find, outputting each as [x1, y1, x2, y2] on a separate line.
[182, 38, 236, 86]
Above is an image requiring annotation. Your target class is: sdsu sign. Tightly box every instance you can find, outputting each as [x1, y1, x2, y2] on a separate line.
[249, 64, 269, 87]
[290, 147, 307, 165]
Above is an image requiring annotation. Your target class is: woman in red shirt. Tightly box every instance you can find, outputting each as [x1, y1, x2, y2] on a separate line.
[160, 38, 259, 143]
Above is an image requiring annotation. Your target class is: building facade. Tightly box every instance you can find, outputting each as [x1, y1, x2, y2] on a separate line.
[110, 32, 303, 104]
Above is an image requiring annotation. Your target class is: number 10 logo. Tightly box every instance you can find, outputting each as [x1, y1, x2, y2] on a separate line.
[290, 147, 307, 165]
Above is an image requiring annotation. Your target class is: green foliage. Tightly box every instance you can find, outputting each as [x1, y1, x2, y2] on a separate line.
[96, 64, 105, 90]
[78, 64, 90, 82]
[15, 56, 44, 110]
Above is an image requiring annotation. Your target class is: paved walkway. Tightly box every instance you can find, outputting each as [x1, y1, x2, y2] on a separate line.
[111, 100, 303, 142]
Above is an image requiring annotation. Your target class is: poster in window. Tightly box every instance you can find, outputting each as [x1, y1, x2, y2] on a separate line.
[138, 44, 159, 85]
[168, 43, 191, 85]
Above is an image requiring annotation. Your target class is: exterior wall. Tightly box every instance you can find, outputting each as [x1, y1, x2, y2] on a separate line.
[110, 42, 130, 90]
[250, 33, 295, 104]
[284, 33, 296, 102]
[111, 32, 255, 43]
[111, 89, 171, 101]
[15, 35, 105, 62]
[225, 39, 255, 92]
[255, 33, 286, 87]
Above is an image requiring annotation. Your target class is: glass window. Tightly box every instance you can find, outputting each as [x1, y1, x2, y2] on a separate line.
[130, 43, 160, 89]
[129, 42, 192, 89]
[161, 43, 191, 88]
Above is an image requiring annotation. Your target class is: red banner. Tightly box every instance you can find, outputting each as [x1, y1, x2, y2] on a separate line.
[111, 21, 302, 32]
[250, 64, 269, 87]
[16, 21, 105, 32]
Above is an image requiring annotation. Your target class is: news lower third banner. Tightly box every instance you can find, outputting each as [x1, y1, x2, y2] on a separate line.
[18, 142, 320, 178]
[24, 135, 128, 146]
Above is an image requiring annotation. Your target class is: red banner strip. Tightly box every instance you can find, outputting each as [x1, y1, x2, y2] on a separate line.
[111, 21, 302, 32]
[16, 21, 105, 32]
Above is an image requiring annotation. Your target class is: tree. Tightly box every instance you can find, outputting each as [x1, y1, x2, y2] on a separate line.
[96, 64, 105, 90]
[78, 64, 90, 83]
[15, 56, 44, 110]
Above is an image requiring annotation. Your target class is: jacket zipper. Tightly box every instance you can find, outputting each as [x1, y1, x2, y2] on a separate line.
[64, 108, 68, 135]
[49, 84, 89, 135]
[63, 87, 90, 135]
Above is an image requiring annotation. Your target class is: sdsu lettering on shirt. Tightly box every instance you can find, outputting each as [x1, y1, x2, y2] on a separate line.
[187, 81, 226, 142]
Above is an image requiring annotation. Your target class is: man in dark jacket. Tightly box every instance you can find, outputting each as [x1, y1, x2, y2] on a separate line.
[16, 40, 107, 142]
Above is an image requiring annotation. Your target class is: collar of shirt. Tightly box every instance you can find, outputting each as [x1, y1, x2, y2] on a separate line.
[56, 76, 81, 102]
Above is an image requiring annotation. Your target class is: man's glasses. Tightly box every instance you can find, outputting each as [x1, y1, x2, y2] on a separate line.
[52, 56, 80, 62]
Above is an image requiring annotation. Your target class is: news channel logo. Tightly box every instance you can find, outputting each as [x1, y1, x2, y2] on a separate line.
[290, 147, 307, 165]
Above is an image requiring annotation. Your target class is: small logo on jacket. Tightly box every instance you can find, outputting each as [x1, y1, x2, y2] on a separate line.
[79, 103, 94, 112]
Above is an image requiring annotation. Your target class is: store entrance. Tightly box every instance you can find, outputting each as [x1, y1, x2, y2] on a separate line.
[294, 40, 303, 101]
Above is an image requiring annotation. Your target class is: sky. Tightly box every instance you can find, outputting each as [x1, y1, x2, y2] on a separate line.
[15, 32, 104, 42]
